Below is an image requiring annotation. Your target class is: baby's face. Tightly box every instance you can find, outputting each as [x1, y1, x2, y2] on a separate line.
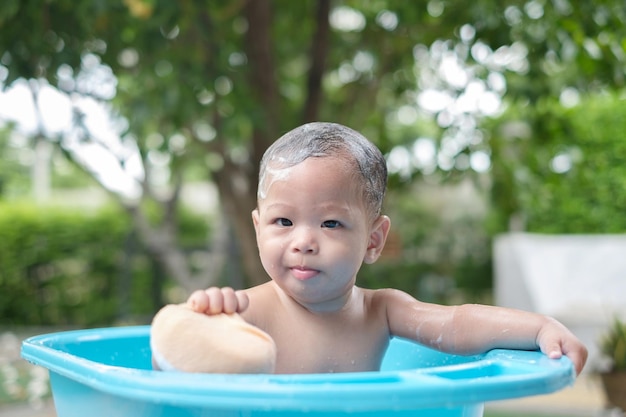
[252, 156, 374, 312]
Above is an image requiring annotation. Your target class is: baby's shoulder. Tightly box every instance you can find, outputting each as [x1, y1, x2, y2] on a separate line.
[245, 283, 283, 309]
[366, 287, 412, 300]
[362, 287, 415, 309]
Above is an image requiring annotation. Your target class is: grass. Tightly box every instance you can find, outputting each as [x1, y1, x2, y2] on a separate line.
[0, 360, 49, 404]
[0, 330, 51, 407]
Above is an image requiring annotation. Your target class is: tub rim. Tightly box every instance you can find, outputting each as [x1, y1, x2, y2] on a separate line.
[21, 325, 576, 412]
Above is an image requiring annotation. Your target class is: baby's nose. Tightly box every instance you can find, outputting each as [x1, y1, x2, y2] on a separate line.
[292, 227, 319, 254]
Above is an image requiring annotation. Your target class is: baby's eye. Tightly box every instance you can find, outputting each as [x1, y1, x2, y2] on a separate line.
[275, 218, 293, 227]
[322, 220, 341, 229]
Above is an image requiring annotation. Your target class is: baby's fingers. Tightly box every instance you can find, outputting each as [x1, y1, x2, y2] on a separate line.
[234, 290, 249, 313]
[187, 289, 211, 312]
[187, 287, 224, 314]
[562, 342, 588, 376]
[204, 287, 225, 314]
[540, 339, 588, 376]
[220, 287, 249, 314]
[187, 287, 248, 315]
[540, 340, 563, 360]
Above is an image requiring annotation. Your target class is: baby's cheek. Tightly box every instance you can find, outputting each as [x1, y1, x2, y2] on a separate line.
[334, 246, 364, 271]
[259, 241, 283, 267]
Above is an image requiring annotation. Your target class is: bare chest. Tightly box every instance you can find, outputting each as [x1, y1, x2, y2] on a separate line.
[266, 312, 390, 374]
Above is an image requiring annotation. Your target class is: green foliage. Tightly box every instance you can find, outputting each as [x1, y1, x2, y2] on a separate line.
[0, 129, 99, 200]
[0, 127, 30, 199]
[0, 203, 125, 325]
[489, 92, 626, 234]
[0, 202, 208, 326]
[600, 318, 626, 371]
[2, 0, 626, 291]
[359, 184, 492, 302]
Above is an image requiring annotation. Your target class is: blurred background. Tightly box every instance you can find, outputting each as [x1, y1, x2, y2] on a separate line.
[1, 0, 625, 416]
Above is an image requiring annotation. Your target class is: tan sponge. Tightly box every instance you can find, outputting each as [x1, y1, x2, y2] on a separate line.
[150, 304, 276, 374]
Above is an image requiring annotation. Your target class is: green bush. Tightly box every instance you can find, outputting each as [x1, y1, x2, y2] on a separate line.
[0, 203, 127, 325]
[358, 188, 492, 303]
[490, 92, 626, 234]
[0, 202, 208, 326]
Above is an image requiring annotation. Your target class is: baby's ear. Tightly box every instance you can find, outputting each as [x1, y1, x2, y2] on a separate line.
[251, 208, 260, 233]
[364, 215, 391, 264]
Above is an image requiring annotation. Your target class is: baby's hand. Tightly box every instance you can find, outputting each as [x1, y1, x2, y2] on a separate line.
[536, 318, 588, 375]
[187, 287, 249, 315]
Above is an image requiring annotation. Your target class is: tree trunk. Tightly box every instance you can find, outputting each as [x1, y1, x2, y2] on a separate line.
[215, 0, 331, 286]
[302, 0, 331, 122]
[210, 0, 281, 286]
[213, 160, 266, 287]
[205, 0, 332, 288]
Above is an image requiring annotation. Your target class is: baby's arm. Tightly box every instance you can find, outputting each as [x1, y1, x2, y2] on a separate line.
[187, 287, 249, 314]
[384, 289, 588, 375]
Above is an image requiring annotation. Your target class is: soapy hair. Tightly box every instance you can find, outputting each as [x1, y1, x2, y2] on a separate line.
[257, 122, 387, 218]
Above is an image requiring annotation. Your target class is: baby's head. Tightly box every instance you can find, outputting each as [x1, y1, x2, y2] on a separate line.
[257, 122, 387, 220]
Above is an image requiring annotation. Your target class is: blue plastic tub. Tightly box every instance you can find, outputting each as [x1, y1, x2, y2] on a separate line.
[22, 326, 574, 417]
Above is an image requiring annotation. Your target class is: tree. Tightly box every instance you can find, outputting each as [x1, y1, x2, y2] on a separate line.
[1, 0, 625, 292]
[488, 91, 626, 233]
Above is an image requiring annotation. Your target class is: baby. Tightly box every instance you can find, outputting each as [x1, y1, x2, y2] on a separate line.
[157, 122, 587, 375]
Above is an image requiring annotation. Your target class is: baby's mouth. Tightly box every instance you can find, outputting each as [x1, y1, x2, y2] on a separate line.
[290, 266, 320, 281]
